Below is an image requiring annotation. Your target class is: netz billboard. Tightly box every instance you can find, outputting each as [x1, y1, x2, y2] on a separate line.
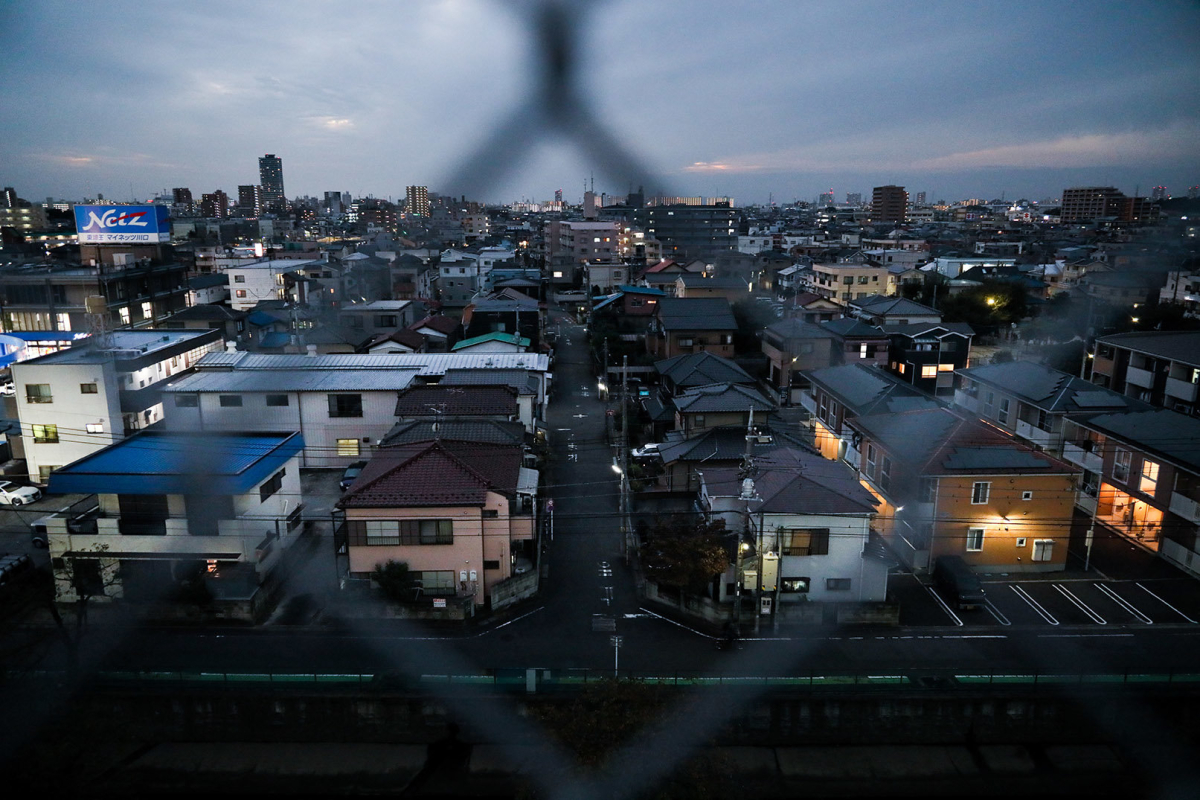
[74, 204, 170, 244]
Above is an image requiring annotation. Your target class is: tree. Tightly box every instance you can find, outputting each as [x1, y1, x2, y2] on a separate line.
[640, 515, 730, 596]
[45, 544, 123, 674]
[372, 559, 419, 603]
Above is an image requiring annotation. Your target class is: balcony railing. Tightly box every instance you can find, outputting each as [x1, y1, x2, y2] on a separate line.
[1165, 376, 1198, 403]
[1015, 419, 1054, 448]
[1062, 441, 1103, 474]
[1170, 492, 1200, 525]
[1126, 365, 1155, 389]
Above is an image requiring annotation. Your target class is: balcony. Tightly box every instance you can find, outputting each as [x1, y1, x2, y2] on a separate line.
[1076, 492, 1097, 515]
[798, 391, 817, 414]
[953, 390, 979, 413]
[1165, 376, 1198, 403]
[1015, 419, 1054, 449]
[1126, 365, 1155, 389]
[1062, 441, 1103, 474]
[1170, 492, 1200, 525]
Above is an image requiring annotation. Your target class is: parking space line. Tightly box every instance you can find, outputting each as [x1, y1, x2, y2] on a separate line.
[921, 585, 964, 627]
[984, 601, 1011, 626]
[1095, 583, 1152, 624]
[1010, 585, 1058, 625]
[1136, 583, 1199, 624]
[1053, 584, 1106, 624]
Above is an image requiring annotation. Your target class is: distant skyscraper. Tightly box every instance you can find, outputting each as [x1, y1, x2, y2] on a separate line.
[555, 188, 563, 203]
[845, 192, 862, 205]
[172, 187, 193, 209]
[406, 185, 430, 217]
[258, 154, 285, 210]
[238, 185, 262, 216]
[200, 190, 229, 219]
[818, 189, 834, 206]
[871, 185, 908, 223]
[1151, 186, 1167, 201]
[2, 187, 17, 208]
[1060, 186, 1124, 222]
[915, 191, 927, 205]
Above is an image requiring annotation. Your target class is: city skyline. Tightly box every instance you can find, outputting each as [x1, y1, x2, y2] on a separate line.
[2, 1, 1198, 205]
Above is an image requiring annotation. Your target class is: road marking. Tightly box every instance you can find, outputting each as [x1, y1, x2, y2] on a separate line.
[1053, 584, 1106, 624]
[1010, 585, 1059, 625]
[1038, 633, 1135, 639]
[602, 586, 613, 605]
[922, 584, 964, 627]
[567, 453, 578, 461]
[591, 615, 616, 632]
[1136, 582, 1199, 624]
[1095, 583, 1153, 624]
[639, 606, 716, 638]
[486, 606, 545, 632]
[984, 600, 1011, 626]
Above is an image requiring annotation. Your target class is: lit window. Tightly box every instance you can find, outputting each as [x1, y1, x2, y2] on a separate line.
[119, 307, 130, 325]
[937, 363, 954, 372]
[32, 424, 58, 443]
[85, 423, 104, 434]
[141, 301, 152, 319]
[337, 438, 360, 457]
[966, 527, 985, 552]
[1140, 459, 1159, 493]
[921, 365, 937, 379]
[971, 481, 990, 504]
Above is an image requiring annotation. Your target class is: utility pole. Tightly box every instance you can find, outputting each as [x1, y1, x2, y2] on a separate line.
[619, 355, 630, 563]
[735, 410, 757, 630]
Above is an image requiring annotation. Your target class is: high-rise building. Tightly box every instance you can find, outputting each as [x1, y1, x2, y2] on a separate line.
[845, 192, 862, 206]
[238, 184, 262, 216]
[172, 187, 193, 209]
[818, 189, 834, 206]
[1060, 187, 1124, 222]
[915, 191, 927, 205]
[554, 188, 563, 204]
[406, 185, 430, 217]
[200, 190, 230, 219]
[871, 185, 908, 223]
[640, 202, 737, 260]
[1151, 186, 1167, 201]
[258, 154, 285, 210]
[2, 187, 17, 208]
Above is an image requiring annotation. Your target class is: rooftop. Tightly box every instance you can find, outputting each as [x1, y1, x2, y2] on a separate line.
[17, 329, 220, 366]
[704, 448, 877, 515]
[655, 351, 753, 388]
[339, 441, 523, 508]
[1095, 330, 1200, 365]
[1073, 409, 1200, 474]
[656, 297, 737, 331]
[47, 431, 303, 496]
[674, 382, 775, 414]
[394, 385, 518, 417]
[805, 363, 938, 415]
[959, 361, 1149, 414]
[452, 331, 531, 350]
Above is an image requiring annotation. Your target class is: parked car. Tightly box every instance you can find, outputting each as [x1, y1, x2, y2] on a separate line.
[340, 461, 368, 492]
[631, 443, 661, 459]
[0, 481, 40, 506]
[932, 555, 986, 610]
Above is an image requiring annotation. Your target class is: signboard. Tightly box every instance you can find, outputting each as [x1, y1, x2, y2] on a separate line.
[74, 204, 170, 244]
[433, 598, 447, 608]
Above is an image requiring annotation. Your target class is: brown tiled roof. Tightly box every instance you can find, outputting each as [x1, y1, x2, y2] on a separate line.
[410, 315, 460, 336]
[394, 385, 518, 417]
[363, 329, 426, 351]
[339, 441, 522, 508]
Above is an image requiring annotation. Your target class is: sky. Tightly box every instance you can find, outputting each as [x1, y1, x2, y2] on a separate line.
[1, 0, 1198, 207]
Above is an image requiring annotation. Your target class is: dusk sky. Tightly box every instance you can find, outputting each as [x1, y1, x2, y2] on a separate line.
[2, 0, 1198, 207]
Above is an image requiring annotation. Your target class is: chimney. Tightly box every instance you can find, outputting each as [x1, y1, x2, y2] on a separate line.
[225, 341, 238, 353]
[306, 344, 318, 357]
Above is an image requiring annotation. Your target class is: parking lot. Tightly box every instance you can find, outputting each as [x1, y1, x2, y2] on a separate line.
[893, 571, 1200, 628]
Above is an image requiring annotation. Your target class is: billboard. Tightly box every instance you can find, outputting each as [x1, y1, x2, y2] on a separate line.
[74, 204, 170, 244]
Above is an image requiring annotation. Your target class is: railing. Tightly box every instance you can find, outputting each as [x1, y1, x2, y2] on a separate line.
[1125, 365, 1155, 389]
[1015, 419, 1054, 448]
[1062, 441, 1103, 473]
[1170, 491, 1200, 525]
[1165, 376, 1198, 403]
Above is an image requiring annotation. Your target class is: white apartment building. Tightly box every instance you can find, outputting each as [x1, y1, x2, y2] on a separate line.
[12, 329, 225, 483]
[227, 259, 321, 311]
[929, 256, 1017, 279]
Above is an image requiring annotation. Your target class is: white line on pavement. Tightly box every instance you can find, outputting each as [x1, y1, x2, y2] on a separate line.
[922, 584, 964, 627]
[1010, 585, 1059, 625]
[1095, 583, 1153, 624]
[1136, 582, 1199, 624]
[1054, 584, 1106, 624]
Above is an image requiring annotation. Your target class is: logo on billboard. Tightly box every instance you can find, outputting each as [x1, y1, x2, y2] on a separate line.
[74, 204, 171, 244]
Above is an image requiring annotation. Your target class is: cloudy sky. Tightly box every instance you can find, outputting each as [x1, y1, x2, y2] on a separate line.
[2, 0, 1198, 206]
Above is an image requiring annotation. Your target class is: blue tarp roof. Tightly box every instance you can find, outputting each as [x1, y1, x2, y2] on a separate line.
[47, 431, 304, 496]
[247, 310, 282, 327]
[258, 331, 292, 349]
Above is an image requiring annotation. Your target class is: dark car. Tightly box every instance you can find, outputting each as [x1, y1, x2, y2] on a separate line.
[932, 555, 986, 610]
[340, 461, 368, 492]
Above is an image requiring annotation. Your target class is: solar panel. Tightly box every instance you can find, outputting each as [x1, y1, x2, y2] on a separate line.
[1073, 391, 1126, 409]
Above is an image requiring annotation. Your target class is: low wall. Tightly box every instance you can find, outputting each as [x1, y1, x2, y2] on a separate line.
[489, 570, 539, 611]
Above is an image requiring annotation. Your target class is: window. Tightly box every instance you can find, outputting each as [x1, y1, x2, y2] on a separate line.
[971, 481, 990, 504]
[174, 394, 199, 408]
[235, 290, 247, 299]
[328, 394, 363, 418]
[1113, 448, 1131, 483]
[337, 438, 360, 457]
[482, 509, 499, 518]
[921, 365, 937, 379]
[119, 307, 130, 324]
[80, 383, 98, 394]
[692, 415, 706, 428]
[414, 570, 456, 595]
[85, 423, 103, 434]
[259, 469, 286, 502]
[265, 394, 289, 407]
[920, 477, 937, 502]
[234, 275, 246, 283]
[141, 301, 153, 320]
[826, 578, 852, 591]
[38, 465, 58, 482]
[858, 275, 869, 284]
[983, 391, 994, 417]
[484, 559, 501, 570]
[859, 343, 869, 359]
[966, 527, 985, 551]
[780, 577, 810, 593]
[938, 363, 954, 372]
[1140, 459, 1159, 494]
[25, 384, 52, 404]
[32, 424, 58, 443]
[879, 457, 891, 490]
[414, 519, 453, 545]
[780, 528, 829, 556]
[677, 338, 694, 347]
[1032, 539, 1055, 562]
[998, 397, 1011, 425]
[866, 444, 877, 477]
[375, 315, 397, 327]
[219, 394, 243, 407]
[1022, 490, 1034, 501]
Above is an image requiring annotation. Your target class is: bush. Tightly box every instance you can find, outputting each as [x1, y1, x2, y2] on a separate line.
[373, 559, 419, 603]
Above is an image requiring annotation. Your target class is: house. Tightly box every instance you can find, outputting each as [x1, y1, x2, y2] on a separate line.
[1062, 409, 1200, 571]
[674, 275, 752, 302]
[161, 304, 247, 344]
[647, 297, 737, 359]
[336, 441, 538, 607]
[461, 289, 543, 347]
[820, 317, 889, 367]
[161, 353, 423, 467]
[778, 290, 841, 324]
[700, 447, 887, 616]
[849, 296, 941, 327]
[45, 430, 304, 614]
[654, 424, 814, 493]
[811, 262, 893, 305]
[187, 273, 230, 306]
[761, 318, 838, 402]
[379, 419, 527, 449]
[338, 300, 418, 340]
[882, 322, 974, 396]
[801, 363, 940, 463]
[394, 385, 520, 427]
[439, 368, 544, 435]
[848, 408, 1078, 573]
[361, 329, 428, 354]
[673, 383, 775, 437]
[408, 315, 461, 352]
[955, 361, 1150, 454]
[1089, 331, 1200, 418]
[11, 329, 226, 484]
[227, 259, 320, 311]
[451, 332, 531, 353]
[654, 351, 754, 396]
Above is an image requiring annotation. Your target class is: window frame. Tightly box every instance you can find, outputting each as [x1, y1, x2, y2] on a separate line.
[966, 526, 985, 552]
[971, 481, 990, 505]
[80, 383, 98, 394]
[265, 394, 290, 407]
[328, 393, 364, 418]
[219, 394, 243, 407]
[336, 438, 361, 457]
[32, 423, 59, 443]
[25, 384, 52, 404]
[1112, 448, 1131, 483]
[780, 528, 830, 556]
